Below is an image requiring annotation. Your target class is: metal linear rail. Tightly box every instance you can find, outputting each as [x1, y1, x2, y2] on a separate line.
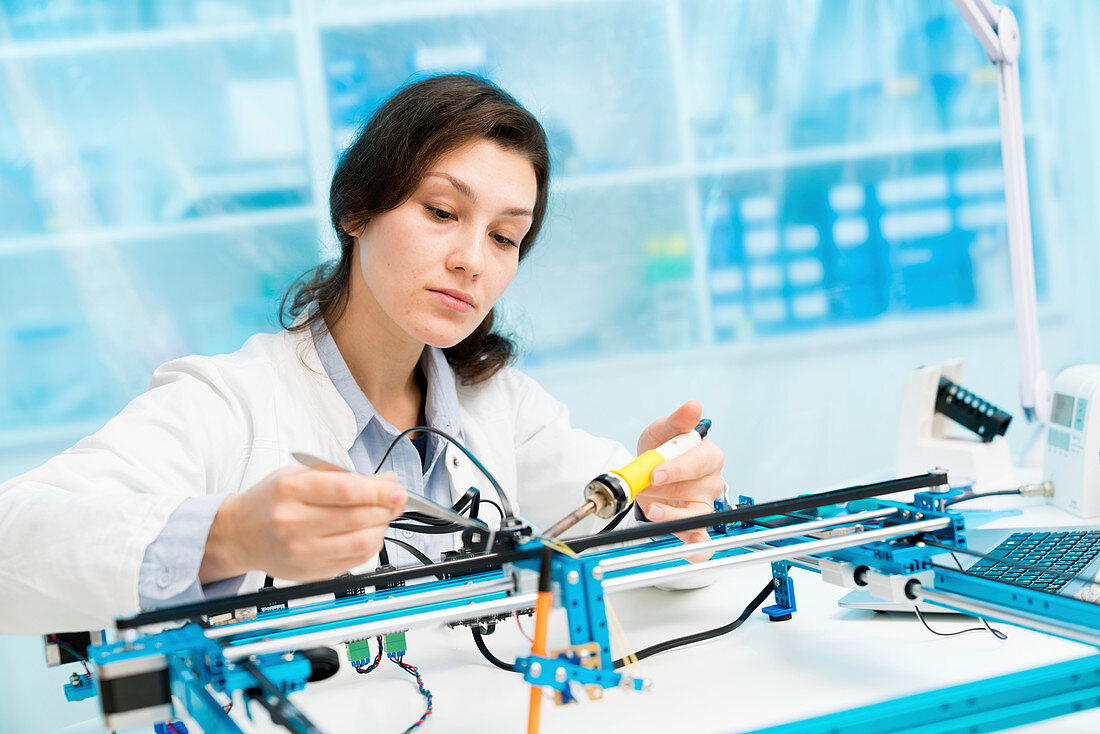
[598, 507, 899, 572]
[744, 654, 1100, 734]
[222, 592, 538, 661]
[602, 517, 950, 592]
[917, 588, 1100, 647]
[206, 576, 514, 639]
[216, 511, 905, 655]
[118, 471, 946, 629]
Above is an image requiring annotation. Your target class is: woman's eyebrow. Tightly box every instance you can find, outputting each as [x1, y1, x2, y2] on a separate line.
[424, 172, 532, 218]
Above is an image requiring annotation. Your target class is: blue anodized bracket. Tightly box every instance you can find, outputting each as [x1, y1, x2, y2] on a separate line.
[83, 622, 311, 734]
[513, 540, 615, 670]
[761, 561, 797, 622]
[63, 673, 96, 702]
[515, 652, 647, 700]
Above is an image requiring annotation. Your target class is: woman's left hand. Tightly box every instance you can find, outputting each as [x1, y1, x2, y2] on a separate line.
[634, 400, 725, 560]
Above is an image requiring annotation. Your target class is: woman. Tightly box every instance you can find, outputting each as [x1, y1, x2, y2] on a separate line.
[0, 74, 724, 634]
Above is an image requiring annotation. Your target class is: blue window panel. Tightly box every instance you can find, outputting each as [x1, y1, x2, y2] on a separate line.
[321, 0, 679, 175]
[889, 232, 977, 311]
[0, 2, 291, 42]
[0, 36, 309, 233]
[0, 222, 319, 433]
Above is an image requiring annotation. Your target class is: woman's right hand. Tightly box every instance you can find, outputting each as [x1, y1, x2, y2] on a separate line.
[199, 465, 407, 584]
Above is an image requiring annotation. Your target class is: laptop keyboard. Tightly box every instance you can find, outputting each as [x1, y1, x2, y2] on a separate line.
[967, 531, 1100, 591]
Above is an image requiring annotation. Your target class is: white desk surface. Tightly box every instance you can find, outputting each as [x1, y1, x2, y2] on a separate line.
[67, 495, 1100, 734]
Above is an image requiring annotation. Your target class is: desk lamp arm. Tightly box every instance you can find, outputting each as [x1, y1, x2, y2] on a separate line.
[952, 0, 1052, 423]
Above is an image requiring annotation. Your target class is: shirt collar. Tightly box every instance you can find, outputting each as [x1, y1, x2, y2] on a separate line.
[310, 317, 462, 441]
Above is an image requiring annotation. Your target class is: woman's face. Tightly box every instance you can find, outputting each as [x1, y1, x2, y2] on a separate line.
[352, 139, 537, 349]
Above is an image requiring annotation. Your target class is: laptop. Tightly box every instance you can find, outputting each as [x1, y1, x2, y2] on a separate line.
[838, 526, 1100, 614]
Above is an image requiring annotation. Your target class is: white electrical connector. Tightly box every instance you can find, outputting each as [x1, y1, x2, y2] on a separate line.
[819, 559, 863, 590]
[864, 570, 933, 604]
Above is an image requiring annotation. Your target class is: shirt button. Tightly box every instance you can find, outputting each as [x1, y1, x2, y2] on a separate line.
[157, 569, 171, 588]
[402, 530, 414, 539]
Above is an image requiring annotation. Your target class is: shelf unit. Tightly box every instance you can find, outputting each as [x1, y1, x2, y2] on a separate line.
[0, 0, 1058, 463]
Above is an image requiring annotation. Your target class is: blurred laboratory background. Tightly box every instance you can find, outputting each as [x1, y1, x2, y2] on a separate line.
[1, 0, 1100, 729]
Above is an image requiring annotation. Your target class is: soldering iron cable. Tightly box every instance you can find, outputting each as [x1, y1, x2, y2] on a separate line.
[613, 578, 774, 668]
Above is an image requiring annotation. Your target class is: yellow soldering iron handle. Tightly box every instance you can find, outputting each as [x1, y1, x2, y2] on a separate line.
[609, 426, 704, 502]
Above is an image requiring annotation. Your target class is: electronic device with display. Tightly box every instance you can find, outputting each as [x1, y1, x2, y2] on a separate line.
[1045, 365, 1100, 518]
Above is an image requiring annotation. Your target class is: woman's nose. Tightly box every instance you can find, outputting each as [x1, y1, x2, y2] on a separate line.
[449, 228, 485, 277]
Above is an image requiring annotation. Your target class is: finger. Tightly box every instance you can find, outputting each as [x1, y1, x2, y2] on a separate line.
[286, 503, 403, 537]
[636, 400, 703, 454]
[297, 471, 406, 509]
[310, 525, 389, 563]
[637, 473, 726, 505]
[650, 440, 724, 487]
[643, 501, 714, 562]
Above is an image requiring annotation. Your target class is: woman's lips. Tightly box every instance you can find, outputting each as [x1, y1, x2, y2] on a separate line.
[429, 288, 475, 313]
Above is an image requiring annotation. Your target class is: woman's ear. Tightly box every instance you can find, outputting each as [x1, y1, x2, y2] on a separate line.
[341, 218, 366, 239]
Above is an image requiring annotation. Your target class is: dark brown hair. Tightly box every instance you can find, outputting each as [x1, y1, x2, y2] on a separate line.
[280, 73, 550, 384]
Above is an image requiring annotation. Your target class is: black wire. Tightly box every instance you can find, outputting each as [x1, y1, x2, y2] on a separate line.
[388, 521, 473, 534]
[470, 626, 517, 672]
[943, 489, 1022, 507]
[912, 553, 1007, 640]
[599, 500, 635, 534]
[372, 425, 516, 519]
[390, 487, 496, 535]
[613, 579, 774, 669]
[914, 606, 1008, 639]
[383, 537, 437, 568]
[401, 487, 481, 527]
[478, 498, 505, 523]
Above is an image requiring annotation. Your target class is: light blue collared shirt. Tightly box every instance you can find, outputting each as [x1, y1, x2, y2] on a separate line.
[137, 323, 465, 609]
[311, 323, 462, 570]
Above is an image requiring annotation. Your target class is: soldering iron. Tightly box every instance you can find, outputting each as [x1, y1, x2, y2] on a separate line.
[544, 418, 712, 538]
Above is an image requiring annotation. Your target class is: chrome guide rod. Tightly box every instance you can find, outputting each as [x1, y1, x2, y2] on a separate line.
[598, 507, 899, 572]
[601, 517, 951, 592]
[206, 576, 516, 639]
[223, 592, 539, 661]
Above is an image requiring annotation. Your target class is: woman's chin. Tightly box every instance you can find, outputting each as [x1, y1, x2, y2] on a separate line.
[412, 326, 475, 351]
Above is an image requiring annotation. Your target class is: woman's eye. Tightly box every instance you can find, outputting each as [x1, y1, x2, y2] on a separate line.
[425, 205, 455, 221]
[492, 233, 518, 248]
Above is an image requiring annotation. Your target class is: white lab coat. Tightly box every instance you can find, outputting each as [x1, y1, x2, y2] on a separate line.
[0, 326, 633, 634]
